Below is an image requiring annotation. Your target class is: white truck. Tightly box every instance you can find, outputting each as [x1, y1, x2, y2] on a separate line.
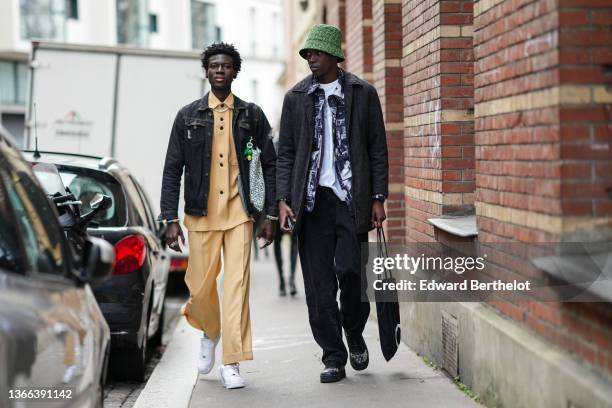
[26, 40, 205, 227]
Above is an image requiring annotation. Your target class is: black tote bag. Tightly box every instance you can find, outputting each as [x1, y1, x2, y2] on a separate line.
[375, 226, 401, 361]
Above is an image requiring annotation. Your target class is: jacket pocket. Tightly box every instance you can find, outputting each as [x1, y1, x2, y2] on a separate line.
[185, 118, 209, 145]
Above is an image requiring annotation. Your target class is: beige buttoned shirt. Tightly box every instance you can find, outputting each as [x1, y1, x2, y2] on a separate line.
[184, 92, 250, 231]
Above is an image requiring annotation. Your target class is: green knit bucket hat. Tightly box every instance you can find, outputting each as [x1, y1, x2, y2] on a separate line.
[299, 24, 345, 62]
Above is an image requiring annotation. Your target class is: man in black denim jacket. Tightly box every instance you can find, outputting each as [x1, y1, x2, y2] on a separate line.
[159, 43, 276, 389]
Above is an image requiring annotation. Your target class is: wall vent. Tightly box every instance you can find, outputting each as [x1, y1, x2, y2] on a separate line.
[442, 310, 459, 378]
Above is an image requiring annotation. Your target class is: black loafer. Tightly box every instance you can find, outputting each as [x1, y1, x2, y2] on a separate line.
[347, 334, 369, 371]
[320, 364, 346, 383]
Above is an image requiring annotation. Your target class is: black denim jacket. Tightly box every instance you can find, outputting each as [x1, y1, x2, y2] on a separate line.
[159, 92, 277, 221]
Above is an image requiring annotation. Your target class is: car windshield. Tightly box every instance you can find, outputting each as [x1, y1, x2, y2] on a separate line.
[58, 167, 128, 228]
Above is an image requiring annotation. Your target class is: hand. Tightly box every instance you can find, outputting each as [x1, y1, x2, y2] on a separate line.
[371, 201, 386, 229]
[164, 223, 185, 252]
[278, 201, 296, 233]
[257, 219, 276, 248]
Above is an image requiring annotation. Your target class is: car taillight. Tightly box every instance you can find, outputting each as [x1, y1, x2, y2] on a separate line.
[170, 257, 189, 272]
[113, 235, 146, 275]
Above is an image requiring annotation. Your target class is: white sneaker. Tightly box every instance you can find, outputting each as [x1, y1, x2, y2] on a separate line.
[219, 363, 245, 389]
[198, 332, 218, 374]
[62, 365, 77, 384]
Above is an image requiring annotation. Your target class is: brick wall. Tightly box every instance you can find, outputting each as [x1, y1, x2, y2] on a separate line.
[373, 0, 405, 243]
[319, 0, 346, 48]
[474, 0, 612, 377]
[312, 0, 612, 379]
[402, 0, 475, 242]
[345, 0, 373, 81]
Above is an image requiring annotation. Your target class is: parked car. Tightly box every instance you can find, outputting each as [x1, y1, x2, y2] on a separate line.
[24, 150, 171, 381]
[0, 129, 113, 407]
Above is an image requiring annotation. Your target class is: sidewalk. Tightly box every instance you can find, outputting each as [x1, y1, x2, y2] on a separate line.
[137, 248, 481, 408]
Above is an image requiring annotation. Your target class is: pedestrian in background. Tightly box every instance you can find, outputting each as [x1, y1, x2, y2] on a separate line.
[252, 215, 270, 261]
[272, 133, 298, 297]
[277, 24, 389, 383]
[274, 216, 298, 297]
[159, 42, 277, 389]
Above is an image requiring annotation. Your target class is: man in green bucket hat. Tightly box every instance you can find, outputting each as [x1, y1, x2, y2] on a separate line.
[277, 24, 389, 383]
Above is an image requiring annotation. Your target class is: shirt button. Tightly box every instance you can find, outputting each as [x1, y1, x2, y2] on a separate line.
[220, 104, 225, 108]
[220, 126, 224, 130]
[220, 190, 224, 194]
[220, 153, 223, 158]
[220, 117, 224, 121]
[220, 163, 224, 167]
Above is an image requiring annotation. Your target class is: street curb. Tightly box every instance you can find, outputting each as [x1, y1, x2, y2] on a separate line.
[133, 318, 200, 408]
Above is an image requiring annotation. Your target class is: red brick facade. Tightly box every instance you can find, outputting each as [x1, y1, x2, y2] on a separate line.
[474, 0, 612, 377]
[307, 0, 612, 381]
[345, 0, 373, 80]
[373, 0, 405, 243]
[402, 0, 476, 242]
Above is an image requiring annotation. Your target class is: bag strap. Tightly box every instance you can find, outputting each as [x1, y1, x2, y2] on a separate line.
[247, 102, 256, 146]
[376, 226, 392, 280]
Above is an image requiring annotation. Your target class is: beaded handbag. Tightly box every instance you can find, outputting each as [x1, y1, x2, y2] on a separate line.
[245, 138, 265, 212]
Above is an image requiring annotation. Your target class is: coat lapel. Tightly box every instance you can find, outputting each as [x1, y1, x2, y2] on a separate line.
[305, 91, 315, 154]
[344, 78, 353, 138]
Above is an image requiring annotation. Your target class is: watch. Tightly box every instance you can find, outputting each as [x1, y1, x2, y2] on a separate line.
[372, 194, 386, 203]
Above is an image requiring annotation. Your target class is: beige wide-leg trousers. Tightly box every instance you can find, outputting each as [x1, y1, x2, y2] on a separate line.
[181, 221, 253, 364]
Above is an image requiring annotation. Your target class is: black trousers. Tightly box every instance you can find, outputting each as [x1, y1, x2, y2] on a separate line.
[298, 187, 370, 366]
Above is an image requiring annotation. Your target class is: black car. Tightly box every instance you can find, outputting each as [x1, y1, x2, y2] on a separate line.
[0, 129, 113, 407]
[24, 151, 171, 381]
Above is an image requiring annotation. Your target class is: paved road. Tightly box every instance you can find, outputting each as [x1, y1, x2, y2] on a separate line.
[187, 252, 480, 408]
[104, 292, 187, 408]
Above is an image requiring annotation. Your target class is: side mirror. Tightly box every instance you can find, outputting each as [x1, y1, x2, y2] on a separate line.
[80, 236, 114, 284]
[79, 194, 112, 229]
[90, 193, 112, 211]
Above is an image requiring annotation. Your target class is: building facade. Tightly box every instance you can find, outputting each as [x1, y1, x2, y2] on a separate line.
[216, 0, 285, 129]
[285, 0, 612, 407]
[0, 0, 285, 144]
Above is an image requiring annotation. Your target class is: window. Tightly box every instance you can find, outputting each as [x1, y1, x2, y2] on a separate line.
[20, 0, 67, 40]
[149, 13, 158, 33]
[0, 179, 27, 274]
[66, 0, 78, 20]
[251, 79, 259, 102]
[272, 12, 279, 58]
[116, 0, 150, 46]
[114, 173, 147, 227]
[0, 156, 69, 276]
[249, 7, 256, 55]
[132, 176, 156, 232]
[0, 61, 28, 106]
[191, 1, 217, 49]
[58, 167, 127, 227]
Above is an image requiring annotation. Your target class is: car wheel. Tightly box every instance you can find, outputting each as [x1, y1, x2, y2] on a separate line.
[149, 301, 165, 349]
[98, 343, 110, 407]
[109, 322, 148, 382]
[95, 383, 104, 408]
[118, 332, 147, 382]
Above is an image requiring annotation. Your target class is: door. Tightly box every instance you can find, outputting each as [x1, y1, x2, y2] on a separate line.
[0, 143, 108, 406]
[131, 176, 170, 335]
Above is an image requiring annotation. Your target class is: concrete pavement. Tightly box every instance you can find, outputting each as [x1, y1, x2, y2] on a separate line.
[136, 246, 481, 408]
